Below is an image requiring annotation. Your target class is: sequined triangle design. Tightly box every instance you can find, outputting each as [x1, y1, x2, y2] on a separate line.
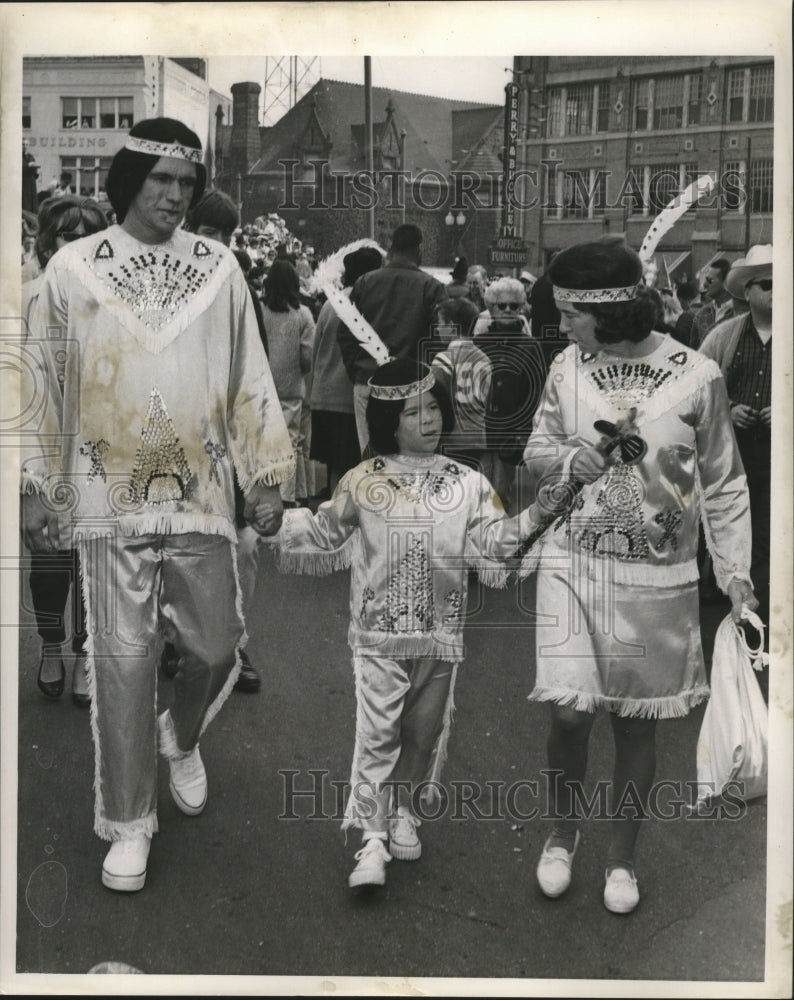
[129, 386, 194, 506]
[378, 535, 434, 633]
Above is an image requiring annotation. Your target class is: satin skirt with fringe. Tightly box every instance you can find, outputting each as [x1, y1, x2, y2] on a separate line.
[530, 565, 708, 719]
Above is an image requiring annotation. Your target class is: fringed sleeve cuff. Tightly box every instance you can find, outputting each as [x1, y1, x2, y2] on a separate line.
[236, 456, 297, 492]
[273, 506, 360, 576]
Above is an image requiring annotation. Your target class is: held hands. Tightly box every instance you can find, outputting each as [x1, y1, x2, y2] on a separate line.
[726, 578, 759, 624]
[243, 483, 284, 537]
[21, 491, 61, 553]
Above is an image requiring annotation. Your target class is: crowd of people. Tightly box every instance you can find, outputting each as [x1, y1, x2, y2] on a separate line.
[19, 114, 771, 914]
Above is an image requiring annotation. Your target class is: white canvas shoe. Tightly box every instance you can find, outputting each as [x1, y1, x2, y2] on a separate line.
[102, 835, 151, 892]
[348, 837, 391, 889]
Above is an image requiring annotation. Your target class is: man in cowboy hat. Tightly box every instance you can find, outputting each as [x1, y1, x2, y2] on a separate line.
[21, 117, 293, 891]
[700, 244, 773, 670]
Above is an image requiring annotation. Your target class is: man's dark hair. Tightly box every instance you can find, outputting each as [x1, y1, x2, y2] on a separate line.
[186, 189, 239, 240]
[676, 281, 698, 305]
[709, 258, 731, 280]
[391, 224, 423, 255]
[105, 117, 206, 222]
[436, 296, 480, 339]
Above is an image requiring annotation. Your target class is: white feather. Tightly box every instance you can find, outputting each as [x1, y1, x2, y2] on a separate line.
[640, 174, 716, 262]
[309, 238, 386, 297]
[322, 284, 391, 366]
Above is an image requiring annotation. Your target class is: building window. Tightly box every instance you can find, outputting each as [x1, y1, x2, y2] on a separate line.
[62, 97, 134, 130]
[728, 65, 774, 123]
[748, 65, 774, 122]
[632, 80, 650, 130]
[687, 74, 702, 126]
[23, 96, 31, 129]
[547, 83, 613, 137]
[653, 77, 685, 129]
[632, 74, 706, 130]
[749, 159, 773, 212]
[723, 160, 745, 211]
[60, 156, 114, 199]
[547, 168, 607, 219]
[566, 85, 594, 136]
[597, 83, 611, 132]
[648, 163, 681, 212]
[546, 89, 563, 137]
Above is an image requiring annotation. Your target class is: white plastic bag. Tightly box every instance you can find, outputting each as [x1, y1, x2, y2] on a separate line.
[695, 608, 768, 806]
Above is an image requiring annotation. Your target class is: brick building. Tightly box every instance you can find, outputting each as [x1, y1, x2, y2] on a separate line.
[213, 78, 502, 265]
[22, 56, 231, 211]
[509, 56, 774, 281]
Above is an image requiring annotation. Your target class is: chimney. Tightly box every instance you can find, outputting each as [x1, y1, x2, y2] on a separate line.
[230, 82, 262, 177]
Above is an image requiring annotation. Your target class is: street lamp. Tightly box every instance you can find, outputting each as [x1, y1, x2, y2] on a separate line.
[445, 210, 467, 260]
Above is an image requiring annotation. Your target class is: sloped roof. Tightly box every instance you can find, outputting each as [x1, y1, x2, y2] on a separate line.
[250, 78, 494, 176]
[451, 106, 503, 167]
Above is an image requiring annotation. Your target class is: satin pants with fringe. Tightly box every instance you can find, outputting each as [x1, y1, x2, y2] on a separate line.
[345, 655, 456, 834]
[80, 532, 243, 840]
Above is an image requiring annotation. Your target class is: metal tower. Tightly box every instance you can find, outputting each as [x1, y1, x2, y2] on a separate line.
[262, 57, 321, 126]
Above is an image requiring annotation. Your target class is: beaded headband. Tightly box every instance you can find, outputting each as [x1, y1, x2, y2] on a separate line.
[553, 283, 641, 303]
[368, 371, 436, 401]
[124, 136, 203, 163]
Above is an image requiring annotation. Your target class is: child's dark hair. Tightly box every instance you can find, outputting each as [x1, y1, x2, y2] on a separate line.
[549, 241, 657, 344]
[366, 359, 454, 456]
[436, 296, 480, 339]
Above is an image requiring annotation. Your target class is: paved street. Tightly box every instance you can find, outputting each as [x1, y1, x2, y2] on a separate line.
[12, 541, 772, 991]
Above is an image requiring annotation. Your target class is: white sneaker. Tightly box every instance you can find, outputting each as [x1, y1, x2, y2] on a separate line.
[604, 866, 640, 914]
[102, 835, 151, 892]
[348, 837, 391, 889]
[389, 807, 422, 861]
[536, 830, 580, 898]
[158, 711, 207, 815]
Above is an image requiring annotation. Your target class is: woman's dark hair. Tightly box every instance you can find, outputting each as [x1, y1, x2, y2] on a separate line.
[263, 259, 301, 311]
[186, 189, 239, 239]
[436, 296, 480, 339]
[36, 194, 108, 267]
[548, 241, 657, 344]
[366, 359, 454, 456]
[105, 117, 207, 222]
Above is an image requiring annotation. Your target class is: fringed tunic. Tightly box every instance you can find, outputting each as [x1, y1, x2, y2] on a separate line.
[522, 336, 752, 719]
[271, 452, 548, 822]
[21, 225, 294, 541]
[273, 453, 545, 662]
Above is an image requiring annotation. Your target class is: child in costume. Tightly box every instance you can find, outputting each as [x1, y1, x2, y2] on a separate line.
[257, 358, 564, 890]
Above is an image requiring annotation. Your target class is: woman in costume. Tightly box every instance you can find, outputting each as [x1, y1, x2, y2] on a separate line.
[258, 358, 563, 891]
[523, 240, 756, 914]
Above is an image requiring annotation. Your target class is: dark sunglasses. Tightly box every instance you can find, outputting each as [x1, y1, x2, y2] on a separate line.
[496, 301, 521, 311]
[59, 231, 83, 242]
[746, 279, 772, 291]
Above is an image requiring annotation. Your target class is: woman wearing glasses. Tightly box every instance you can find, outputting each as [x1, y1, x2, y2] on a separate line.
[523, 239, 756, 914]
[21, 195, 107, 705]
[471, 277, 546, 512]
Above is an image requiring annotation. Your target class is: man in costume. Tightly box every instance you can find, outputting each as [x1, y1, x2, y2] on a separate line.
[21, 118, 293, 891]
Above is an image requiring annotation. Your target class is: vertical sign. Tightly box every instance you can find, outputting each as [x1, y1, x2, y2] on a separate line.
[502, 81, 520, 237]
